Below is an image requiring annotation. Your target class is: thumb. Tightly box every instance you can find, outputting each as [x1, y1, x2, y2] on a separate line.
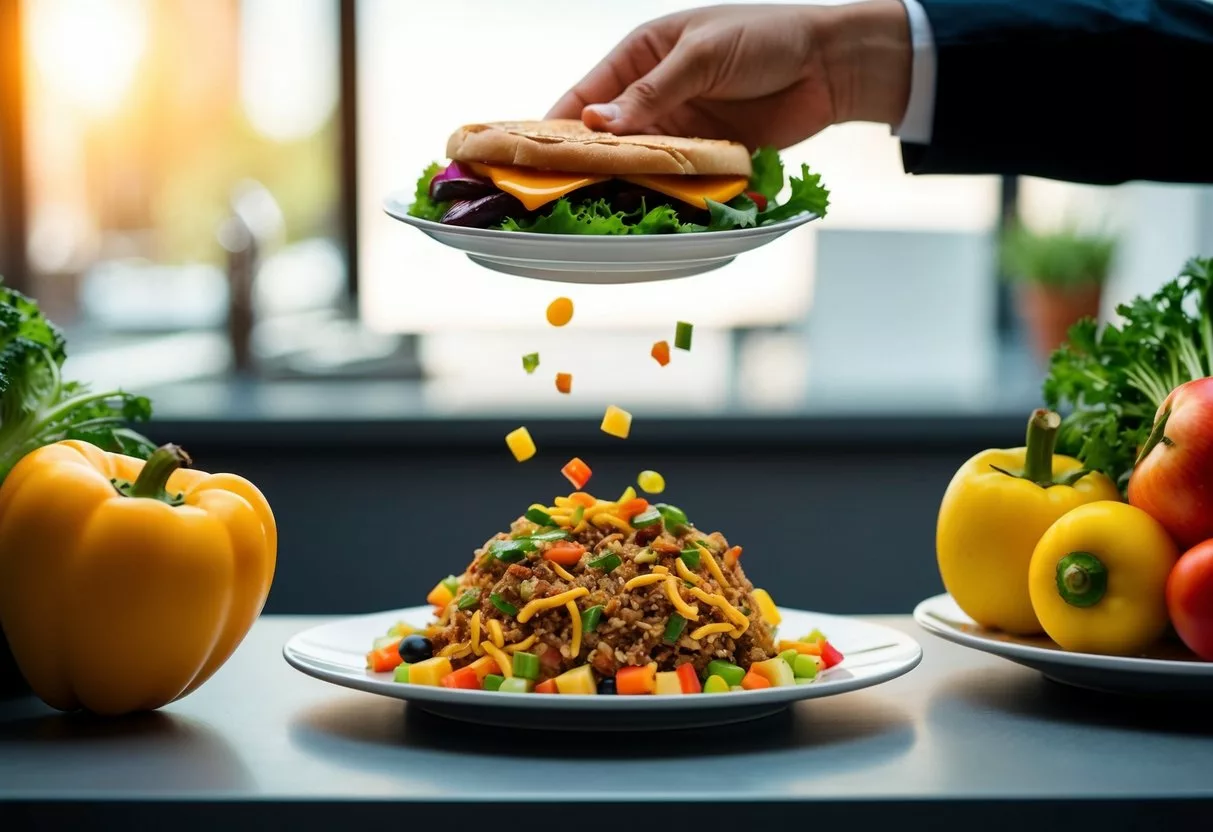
[583, 41, 711, 134]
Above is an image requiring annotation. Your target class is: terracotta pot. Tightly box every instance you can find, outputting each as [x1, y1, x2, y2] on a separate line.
[1015, 281, 1103, 360]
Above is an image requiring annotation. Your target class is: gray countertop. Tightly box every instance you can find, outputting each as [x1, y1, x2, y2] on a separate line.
[3, 616, 1210, 830]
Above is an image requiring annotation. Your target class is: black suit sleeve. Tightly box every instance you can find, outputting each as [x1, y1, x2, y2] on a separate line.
[901, 0, 1213, 185]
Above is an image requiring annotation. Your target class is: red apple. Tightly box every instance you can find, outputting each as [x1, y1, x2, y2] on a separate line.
[1167, 539, 1213, 660]
[1128, 377, 1213, 550]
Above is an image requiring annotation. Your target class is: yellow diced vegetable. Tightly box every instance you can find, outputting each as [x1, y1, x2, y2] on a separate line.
[637, 470, 665, 494]
[752, 588, 781, 626]
[426, 581, 454, 608]
[616, 485, 637, 504]
[702, 674, 729, 694]
[752, 657, 795, 687]
[554, 664, 597, 695]
[654, 671, 682, 695]
[546, 297, 574, 327]
[600, 405, 633, 439]
[505, 426, 537, 462]
[387, 621, 416, 638]
[408, 656, 453, 686]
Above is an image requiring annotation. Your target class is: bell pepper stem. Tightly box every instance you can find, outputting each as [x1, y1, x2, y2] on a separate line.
[1055, 551, 1108, 608]
[1023, 408, 1061, 484]
[115, 444, 191, 505]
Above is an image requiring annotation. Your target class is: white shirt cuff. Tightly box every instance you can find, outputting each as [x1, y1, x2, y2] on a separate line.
[894, 0, 936, 145]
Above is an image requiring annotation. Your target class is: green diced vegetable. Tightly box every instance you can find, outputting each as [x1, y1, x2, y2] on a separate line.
[483, 674, 505, 691]
[702, 675, 729, 694]
[440, 575, 460, 597]
[393, 663, 411, 683]
[663, 614, 687, 645]
[795, 676, 817, 685]
[529, 529, 571, 542]
[499, 677, 533, 693]
[674, 321, 693, 351]
[491, 538, 535, 563]
[455, 589, 481, 611]
[522, 352, 540, 374]
[802, 628, 827, 643]
[587, 553, 622, 573]
[655, 503, 690, 532]
[490, 593, 519, 617]
[679, 549, 701, 570]
[779, 648, 800, 667]
[793, 654, 819, 680]
[373, 635, 399, 650]
[525, 506, 553, 525]
[705, 660, 746, 687]
[580, 605, 604, 633]
[631, 508, 662, 528]
[512, 651, 540, 681]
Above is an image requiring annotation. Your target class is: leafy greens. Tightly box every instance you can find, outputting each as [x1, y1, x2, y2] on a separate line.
[1042, 255, 1213, 490]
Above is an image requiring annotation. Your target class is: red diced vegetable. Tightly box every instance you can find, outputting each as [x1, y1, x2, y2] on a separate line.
[544, 543, 586, 566]
[562, 459, 592, 490]
[366, 643, 404, 673]
[651, 340, 670, 367]
[535, 678, 559, 694]
[440, 667, 481, 690]
[819, 640, 844, 669]
[676, 663, 702, 694]
[555, 373, 572, 394]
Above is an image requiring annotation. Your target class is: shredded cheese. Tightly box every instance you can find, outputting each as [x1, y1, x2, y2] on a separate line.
[470, 610, 483, 656]
[567, 600, 582, 657]
[652, 564, 669, 575]
[550, 561, 577, 582]
[624, 573, 667, 590]
[700, 547, 731, 589]
[689, 587, 749, 637]
[488, 618, 505, 648]
[481, 642, 512, 679]
[504, 633, 539, 653]
[598, 514, 633, 533]
[517, 587, 590, 623]
[439, 640, 470, 657]
[675, 558, 704, 585]
[690, 621, 734, 640]
[664, 576, 700, 621]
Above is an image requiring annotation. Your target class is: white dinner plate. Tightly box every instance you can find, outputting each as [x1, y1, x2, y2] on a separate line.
[382, 192, 820, 285]
[914, 593, 1213, 697]
[283, 605, 921, 730]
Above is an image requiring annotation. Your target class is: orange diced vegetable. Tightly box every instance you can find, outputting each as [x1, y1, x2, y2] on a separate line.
[724, 546, 742, 568]
[562, 458, 593, 490]
[366, 642, 403, 673]
[555, 373, 572, 394]
[409, 656, 454, 686]
[616, 663, 657, 695]
[544, 543, 586, 566]
[741, 670, 771, 690]
[505, 427, 537, 462]
[468, 655, 501, 680]
[617, 498, 649, 520]
[426, 581, 455, 609]
[778, 639, 823, 657]
[676, 663, 702, 694]
[568, 491, 596, 508]
[651, 340, 670, 367]
[440, 667, 482, 690]
[546, 297, 574, 327]
[600, 405, 632, 439]
[534, 678, 560, 694]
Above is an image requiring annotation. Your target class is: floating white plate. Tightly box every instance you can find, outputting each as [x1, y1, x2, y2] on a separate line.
[914, 593, 1213, 697]
[382, 192, 820, 285]
[283, 605, 921, 730]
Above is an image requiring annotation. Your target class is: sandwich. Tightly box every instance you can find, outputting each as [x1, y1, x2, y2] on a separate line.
[406, 120, 829, 235]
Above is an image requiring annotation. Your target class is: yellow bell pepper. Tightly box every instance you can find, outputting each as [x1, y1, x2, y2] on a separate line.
[0, 440, 276, 716]
[936, 409, 1119, 635]
[1028, 501, 1178, 655]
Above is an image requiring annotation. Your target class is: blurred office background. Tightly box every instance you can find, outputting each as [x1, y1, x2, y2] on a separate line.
[2, 0, 1211, 616]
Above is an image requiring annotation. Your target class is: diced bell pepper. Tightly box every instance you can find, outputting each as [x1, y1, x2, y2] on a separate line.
[554, 665, 597, 695]
[408, 656, 453, 686]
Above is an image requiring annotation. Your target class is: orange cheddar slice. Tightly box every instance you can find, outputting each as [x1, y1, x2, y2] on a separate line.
[619, 174, 749, 210]
[466, 162, 608, 212]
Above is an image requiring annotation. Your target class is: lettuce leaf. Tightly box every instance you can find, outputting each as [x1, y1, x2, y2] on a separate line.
[407, 162, 449, 222]
[759, 163, 830, 225]
[500, 198, 687, 235]
[747, 147, 784, 201]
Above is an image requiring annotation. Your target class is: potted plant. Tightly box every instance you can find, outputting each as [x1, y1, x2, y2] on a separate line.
[1000, 222, 1117, 360]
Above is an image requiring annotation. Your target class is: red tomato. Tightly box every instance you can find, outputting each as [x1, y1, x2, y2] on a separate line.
[745, 190, 768, 211]
[1167, 539, 1213, 660]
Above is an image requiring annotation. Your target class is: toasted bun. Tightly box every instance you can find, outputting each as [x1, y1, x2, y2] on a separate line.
[446, 120, 752, 177]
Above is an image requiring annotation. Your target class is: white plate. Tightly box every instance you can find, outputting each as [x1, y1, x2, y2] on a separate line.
[283, 605, 921, 730]
[914, 593, 1213, 697]
[382, 192, 820, 285]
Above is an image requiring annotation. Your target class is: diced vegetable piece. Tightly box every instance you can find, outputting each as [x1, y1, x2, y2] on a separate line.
[651, 340, 671, 367]
[752, 588, 781, 626]
[580, 605, 604, 633]
[367, 643, 404, 673]
[674, 321, 693, 351]
[753, 657, 796, 687]
[637, 470, 666, 494]
[617, 485, 637, 504]
[778, 639, 822, 656]
[468, 655, 501, 680]
[372, 635, 401, 651]
[499, 677, 533, 693]
[568, 491, 596, 508]
[705, 660, 746, 687]
[679, 548, 701, 570]
[617, 498, 649, 519]
[525, 505, 553, 525]
[663, 613, 687, 645]
[587, 552, 622, 573]
[676, 663, 702, 694]
[819, 640, 845, 669]
[441, 575, 460, 596]
[483, 674, 505, 692]
[490, 539, 534, 563]
[535, 678, 559, 694]
[555, 373, 572, 394]
[570, 505, 585, 527]
[506, 427, 537, 462]
[600, 405, 633, 439]
[561, 457, 592, 489]
[512, 651, 541, 681]
[702, 675, 728, 693]
[529, 529, 571, 542]
[387, 621, 416, 638]
[655, 503, 690, 532]
[634, 548, 658, 564]
[554, 665, 597, 695]
[546, 297, 574, 327]
[616, 664, 657, 695]
[408, 656, 453, 686]
[426, 581, 454, 609]
[802, 628, 827, 644]
[393, 663, 411, 683]
[741, 670, 772, 690]
[779, 648, 800, 667]
[793, 654, 820, 680]
[455, 589, 481, 611]
[440, 667, 481, 690]
[522, 352, 540, 374]
[490, 593, 518, 616]
[631, 508, 662, 528]
[655, 671, 682, 695]
[544, 542, 586, 566]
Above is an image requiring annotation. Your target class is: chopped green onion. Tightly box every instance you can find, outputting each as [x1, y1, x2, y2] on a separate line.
[663, 614, 687, 644]
[522, 352, 540, 374]
[393, 663, 411, 683]
[580, 604, 605, 633]
[440, 575, 460, 596]
[525, 506, 553, 525]
[655, 503, 690, 532]
[490, 593, 519, 617]
[705, 660, 746, 687]
[679, 549, 701, 570]
[631, 508, 662, 528]
[512, 651, 540, 681]
[571, 505, 585, 526]
[491, 538, 536, 563]
[483, 673, 505, 692]
[587, 553, 622, 573]
[499, 677, 533, 693]
[455, 589, 481, 611]
[634, 549, 658, 564]
[674, 321, 693, 351]
[529, 529, 571, 543]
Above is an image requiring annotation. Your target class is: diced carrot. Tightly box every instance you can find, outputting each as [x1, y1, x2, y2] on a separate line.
[651, 340, 670, 367]
[440, 667, 481, 690]
[562, 459, 593, 490]
[468, 655, 500, 680]
[819, 641, 845, 669]
[617, 663, 657, 695]
[555, 372, 572, 394]
[778, 639, 823, 656]
[724, 546, 743, 568]
[617, 498, 649, 520]
[741, 670, 772, 690]
[568, 491, 596, 508]
[544, 543, 586, 566]
[366, 643, 403, 673]
[534, 678, 559, 694]
[676, 663, 702, 694]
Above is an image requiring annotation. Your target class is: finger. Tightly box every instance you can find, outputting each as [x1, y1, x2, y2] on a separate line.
[544, 22, 673, 120]
[582, 39, 712, 135]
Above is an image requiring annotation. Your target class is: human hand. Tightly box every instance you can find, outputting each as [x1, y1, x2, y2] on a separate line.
[546, 1, 912, 150]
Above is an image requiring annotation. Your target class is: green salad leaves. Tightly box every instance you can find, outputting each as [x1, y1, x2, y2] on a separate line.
[407, 146, 829, 234]
[1043, 256, 1213, 489]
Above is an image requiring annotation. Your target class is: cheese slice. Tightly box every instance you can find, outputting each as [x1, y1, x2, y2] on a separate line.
[467, 163, 608, 212]
[619, 174, 749, 210]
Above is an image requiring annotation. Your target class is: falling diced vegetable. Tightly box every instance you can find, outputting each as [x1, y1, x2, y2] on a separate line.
[651, 340, 670, 367]
[522, 352, 540, 374]
[505, 427, 537, 462]
[561, 457, 592, 489]
[674, 321, 693, 351]
[631, 508, 662, 528]
[600, 405, 632, 439]
[555, 373, 572, 394]
[637, 470, 666, 494]
[546, 297, 574, 327]
[525, 505, 553, 525]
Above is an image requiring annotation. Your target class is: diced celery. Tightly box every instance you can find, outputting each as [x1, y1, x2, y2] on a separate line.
[393, 663, 411, 683]
[779, 648, 800, 667]
[499, 677, 533, 693]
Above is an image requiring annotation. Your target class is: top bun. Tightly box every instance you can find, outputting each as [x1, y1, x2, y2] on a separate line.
[446, 120, 752, 177]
